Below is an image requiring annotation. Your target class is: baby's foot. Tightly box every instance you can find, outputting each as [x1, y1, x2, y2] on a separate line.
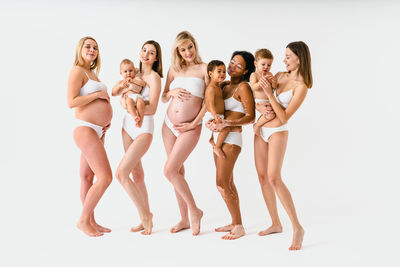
[213, 146, 226, 159]
[258, 224, 282, 236]
[221, 225, 245, 240]
[136, 116, 143, 128]
[170, 220, 190, 233]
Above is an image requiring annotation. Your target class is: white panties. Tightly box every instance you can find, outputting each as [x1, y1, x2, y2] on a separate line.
[260, 124, 288, 143]
[75, 119, 104, 138]
[123, 113, 154, 140]
[213, 131, 242, 148]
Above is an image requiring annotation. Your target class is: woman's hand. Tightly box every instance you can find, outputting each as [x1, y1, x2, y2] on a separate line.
[168, 88, 191, 101]
[102, 123, 111, 134]
[173, 121, 196, 133]
[96, 91, 110, 102]
[259, 76, 273, 97]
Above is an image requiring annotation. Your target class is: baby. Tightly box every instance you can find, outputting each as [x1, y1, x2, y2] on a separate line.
[205, 60, 230, 158]
[112, 59, 146, 127]
[250, 49, 277, 134]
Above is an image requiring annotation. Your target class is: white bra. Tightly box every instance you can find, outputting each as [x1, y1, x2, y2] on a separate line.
[140, 85, 150, 101]
[224, 86, 245, 114]
[79, 72, 107, 96]
[274, 88, 295, 108]
[170, 77, 205, 99]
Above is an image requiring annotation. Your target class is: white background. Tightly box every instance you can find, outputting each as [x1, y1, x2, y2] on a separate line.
[1, 1, 399, 266]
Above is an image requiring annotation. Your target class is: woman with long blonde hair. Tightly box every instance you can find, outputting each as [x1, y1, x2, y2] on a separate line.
[67, 36, 113, 237]
[161, 31, 208, 235]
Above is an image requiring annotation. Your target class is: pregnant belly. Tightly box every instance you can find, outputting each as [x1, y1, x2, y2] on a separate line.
[75, 99, 113, 127]
[167, 97, 203, 124]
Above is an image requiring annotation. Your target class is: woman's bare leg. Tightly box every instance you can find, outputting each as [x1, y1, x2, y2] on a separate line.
[116, 130, 153, 235]
[267, 131, 304, 250]
[79, 153, 111, 233]
[214, 143, 245, 240]
[254, 135, 282, 236]
[162, 123, 203, 235]
[74, 127, 113, 237]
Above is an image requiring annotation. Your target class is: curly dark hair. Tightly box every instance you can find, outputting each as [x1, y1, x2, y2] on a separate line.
[231, 51, 255, 81]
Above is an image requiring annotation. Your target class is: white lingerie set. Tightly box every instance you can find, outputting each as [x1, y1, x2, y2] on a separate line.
[213, 85, 245, 148]
[122, 85, 154, 140]
[74, 72, 108, 138]
[258, 85, 296, 143]
[164, 77, 205, 137]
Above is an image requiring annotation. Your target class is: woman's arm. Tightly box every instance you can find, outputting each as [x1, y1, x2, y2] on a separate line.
[161, 68, 174, 103]
[143, 73, 161, 115]
[67, 67, 108, 108]
[259, 76, 308, 124]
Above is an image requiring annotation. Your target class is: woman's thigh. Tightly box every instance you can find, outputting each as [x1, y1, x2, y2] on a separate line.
[254, 135, 269, 176]
[214, 143, 241, 184]
[267, 131, 288, 176]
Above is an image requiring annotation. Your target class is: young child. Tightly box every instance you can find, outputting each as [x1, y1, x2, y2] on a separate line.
[112, 59, 146, 127]
[250, 49, 277, 134]
[205, 60, 230, 158]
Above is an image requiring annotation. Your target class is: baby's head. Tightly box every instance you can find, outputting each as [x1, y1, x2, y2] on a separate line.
[120, 59, 136, 79]
[254, 49, 273, 76]
[207, 60, 226, 83]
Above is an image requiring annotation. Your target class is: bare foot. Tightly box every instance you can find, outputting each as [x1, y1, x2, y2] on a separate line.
[215, 224, 234, 232]
[77, 221, 103, 237]
[289, 228, 305, 250]
[141, 213, 153, 235]
[130, 224, 144, 232]
[190, 209, 203, 236]
[221, 225, 245, 240]
[213, 146, 226, 159]
[170, 220, 190, 233]
[258, 224, 282, 236]
[91, 221, 111, 233]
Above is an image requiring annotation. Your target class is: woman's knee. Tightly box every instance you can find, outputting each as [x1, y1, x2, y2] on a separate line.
[258, 173, 269, 185]
[116, 167, 129, 184]
[80, 172, 94, 183]
[267, 171, 282, 188]
[163, 163, 178, 182]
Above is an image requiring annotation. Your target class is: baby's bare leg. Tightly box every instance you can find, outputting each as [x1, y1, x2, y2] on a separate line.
[209, 132, 216, 146]
[126, 98, 139, 120]
[214, 128, 229, 159]
[136, 98, 145, 128]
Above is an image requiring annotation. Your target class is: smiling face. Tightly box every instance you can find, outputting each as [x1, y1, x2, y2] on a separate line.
[228, 55, 247, 78]
[177, 40, 196, 63]
[120, 62, 136, 79]
[255, 58, 273, 75]
[209, 65, 226, 83]
[284, 47, 300, 72]
[81, 39, 98, 64]
[140, 43, 157, 66]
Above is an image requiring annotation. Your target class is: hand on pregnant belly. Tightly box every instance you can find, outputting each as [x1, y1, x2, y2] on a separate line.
[170, 88, 192, 101]
[174, 121, 194, 133]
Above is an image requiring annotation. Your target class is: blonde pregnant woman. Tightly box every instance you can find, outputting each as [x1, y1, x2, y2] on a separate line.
[254, 41, 313, 250]
[114, 40, 163, 235]
[67, 37, 113, 237]
[161, 31, 208, 235]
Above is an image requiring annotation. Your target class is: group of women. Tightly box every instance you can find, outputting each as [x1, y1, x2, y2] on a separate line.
[67, 31, 313, 251]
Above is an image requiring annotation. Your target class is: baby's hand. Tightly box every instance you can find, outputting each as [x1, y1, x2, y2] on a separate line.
[214, 116, 222, 124]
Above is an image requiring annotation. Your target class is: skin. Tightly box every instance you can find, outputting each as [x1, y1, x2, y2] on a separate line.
[205, 65, 229, 158]
[114, 43, 162, 235]
[67, 39, 113, 237]
[161, 39, 208, 235]
[112, 63, 146, 127]
[255, 47, 308, 250]
[250, 58, 277, 136]
[206, 55, 255, 240]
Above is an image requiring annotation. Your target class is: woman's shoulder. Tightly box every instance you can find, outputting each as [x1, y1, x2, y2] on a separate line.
[69, 66, 86, 79]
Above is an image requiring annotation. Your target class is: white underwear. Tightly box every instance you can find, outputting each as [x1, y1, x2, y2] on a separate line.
[213, 131, 242, 148]
[164, 114, 202, 137]
[205, 112, 224, 122]
[75, 119, 104, 138]
[122, 113, 154, 140]
[127, 93, 143, 102]
[259, 124, 288, 143]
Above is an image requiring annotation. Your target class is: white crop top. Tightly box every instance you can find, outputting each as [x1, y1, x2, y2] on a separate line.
[169, 77, 205, 99]
[79, 72, 107, 96]
[224, 86, 245, 114]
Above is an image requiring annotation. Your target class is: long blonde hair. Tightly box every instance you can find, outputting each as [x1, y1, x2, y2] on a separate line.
[171, 31, 202, 72]
[73, 36, 101, 75]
